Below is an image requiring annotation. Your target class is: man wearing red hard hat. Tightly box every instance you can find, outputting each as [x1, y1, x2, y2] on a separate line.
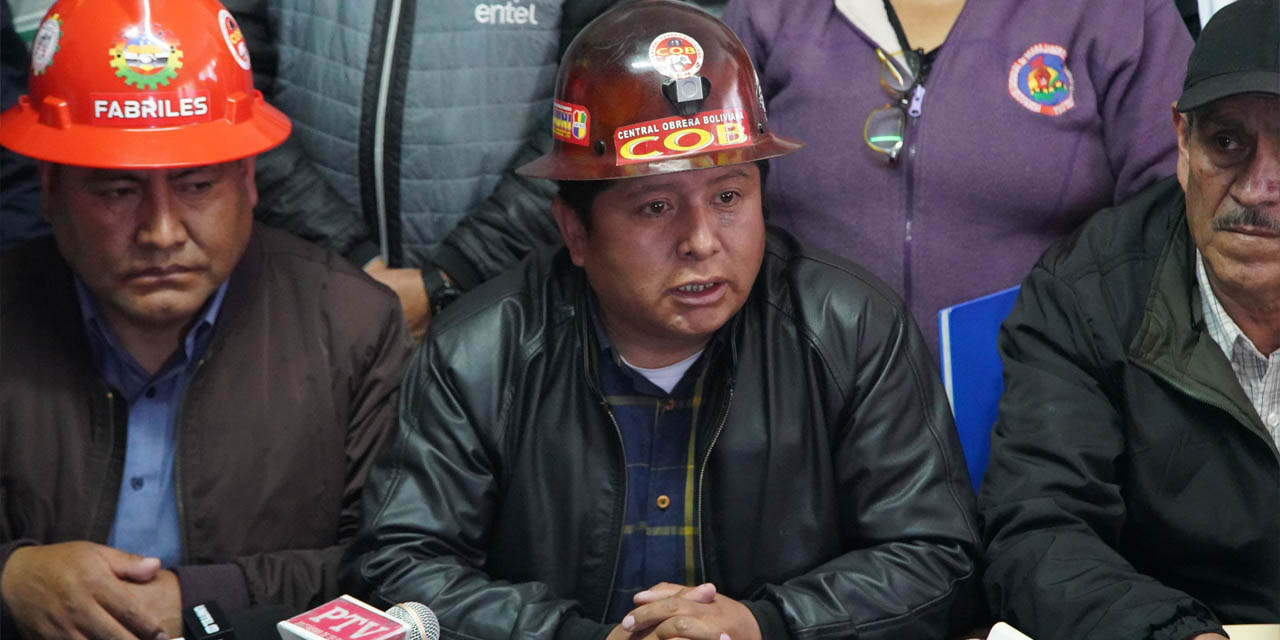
[0, 0, 410, 637]
[343, 2, 980, 639]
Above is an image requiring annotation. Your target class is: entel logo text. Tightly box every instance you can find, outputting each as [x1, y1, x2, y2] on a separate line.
[474, 0, 538, 25]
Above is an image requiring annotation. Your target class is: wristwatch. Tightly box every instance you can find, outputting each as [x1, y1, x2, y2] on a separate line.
[422, 266, 462, 318]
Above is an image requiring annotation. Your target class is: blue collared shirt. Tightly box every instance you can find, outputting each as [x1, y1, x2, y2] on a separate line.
[75, 279, 228, 567]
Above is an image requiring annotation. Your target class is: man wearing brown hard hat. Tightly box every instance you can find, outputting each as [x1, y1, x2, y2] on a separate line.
[0, 0, 410, 636]
[980, 1, 1280, 638]
[342, 2, 981, 639]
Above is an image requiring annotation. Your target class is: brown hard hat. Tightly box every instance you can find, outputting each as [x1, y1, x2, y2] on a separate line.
[517, 0, 802, 181]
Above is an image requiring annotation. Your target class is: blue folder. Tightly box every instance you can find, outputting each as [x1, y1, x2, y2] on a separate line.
[938, 285, 1020, 492]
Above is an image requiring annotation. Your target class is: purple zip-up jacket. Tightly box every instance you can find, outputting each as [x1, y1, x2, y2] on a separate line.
[725, 0, 1192, 355]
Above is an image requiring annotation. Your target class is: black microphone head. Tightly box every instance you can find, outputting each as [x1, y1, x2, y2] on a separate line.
[385, 602, 439, 640]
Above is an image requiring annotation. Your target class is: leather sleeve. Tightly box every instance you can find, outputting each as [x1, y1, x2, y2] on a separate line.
[757, 290, 983, 639]
[978, 265, 1224, 640]
[429, 137, 561, 291]
[340, 338, 609, 639]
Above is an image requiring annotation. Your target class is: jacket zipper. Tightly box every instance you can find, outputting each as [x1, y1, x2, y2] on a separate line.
[174, 355, 209, 563]
[93, 389, 119, 540]
[696, 385, 734, 582]
[598, 396, 629, 622]
[901, 85, 924, 308]
[373, 0, 406, 263]
[1143, 363, 1280, 465]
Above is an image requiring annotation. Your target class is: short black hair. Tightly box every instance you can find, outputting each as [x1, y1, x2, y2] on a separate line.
[555, 160, 770, 233]
[555, 178, 610, 232]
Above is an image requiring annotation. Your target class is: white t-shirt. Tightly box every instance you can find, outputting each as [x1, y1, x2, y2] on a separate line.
[619, 349, 705, 394]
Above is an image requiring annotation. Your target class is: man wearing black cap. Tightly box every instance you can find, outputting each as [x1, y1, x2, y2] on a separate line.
[978, 1, 1280, 638]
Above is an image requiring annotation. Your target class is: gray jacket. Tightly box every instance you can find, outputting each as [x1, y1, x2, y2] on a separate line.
[229, 0, 722, 291]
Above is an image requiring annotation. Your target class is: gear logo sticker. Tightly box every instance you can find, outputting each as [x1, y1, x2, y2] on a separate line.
[109, 25, 183, 90]
[30, 13, 62, 76]
[1008, 43, 1075, 116]
[648, 32, 703, 79]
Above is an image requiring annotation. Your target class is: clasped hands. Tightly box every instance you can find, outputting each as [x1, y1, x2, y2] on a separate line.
[1, 541, 182, 640]
[606, 582, 761, 640]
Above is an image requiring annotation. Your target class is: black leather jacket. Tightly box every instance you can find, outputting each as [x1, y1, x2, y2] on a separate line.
[343, 228, 981, 639]
[980, 178, 1280, 640]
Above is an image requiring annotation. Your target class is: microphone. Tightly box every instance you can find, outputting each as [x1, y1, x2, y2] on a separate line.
[277, 595, 439, 640]
[384, 602, 439, 640]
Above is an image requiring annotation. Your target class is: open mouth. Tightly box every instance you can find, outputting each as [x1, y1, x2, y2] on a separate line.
[670, 280, 726, 303]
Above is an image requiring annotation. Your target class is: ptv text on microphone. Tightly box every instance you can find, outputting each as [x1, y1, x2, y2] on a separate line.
[277, 596, 408, 640]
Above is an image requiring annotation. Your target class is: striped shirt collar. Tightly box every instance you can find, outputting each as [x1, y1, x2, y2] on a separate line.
[1197, 250, 1273, 361]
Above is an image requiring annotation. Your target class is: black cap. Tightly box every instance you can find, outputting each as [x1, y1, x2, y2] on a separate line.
[1177, 0, 1280, 111]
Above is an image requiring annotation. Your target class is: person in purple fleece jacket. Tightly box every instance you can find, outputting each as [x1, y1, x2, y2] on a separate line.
[723, 0, 1193, 355]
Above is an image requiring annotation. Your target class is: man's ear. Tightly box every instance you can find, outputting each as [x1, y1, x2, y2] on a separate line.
[238, 156, 259, 209]
[38, 161, 59, 223]
[550, 195, 588, 267]
[1172, 104, 1191, 192]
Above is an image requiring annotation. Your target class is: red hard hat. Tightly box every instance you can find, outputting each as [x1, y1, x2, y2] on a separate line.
[517, 0, 801, 181]
[0, 0, 290, 169]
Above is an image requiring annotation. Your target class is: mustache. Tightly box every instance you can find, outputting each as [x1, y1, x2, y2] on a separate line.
[1212, 207, 1280, 233]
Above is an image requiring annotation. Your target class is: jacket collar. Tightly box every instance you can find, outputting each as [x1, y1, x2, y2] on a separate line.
[36, 229, 261, 379]
[192, 225, 266, 364]
[1129, 200, 1270, 442]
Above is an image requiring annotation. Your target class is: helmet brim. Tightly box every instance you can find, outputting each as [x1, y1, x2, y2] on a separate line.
[0, 95, 291, 169]
[518, 132, 803, 181]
